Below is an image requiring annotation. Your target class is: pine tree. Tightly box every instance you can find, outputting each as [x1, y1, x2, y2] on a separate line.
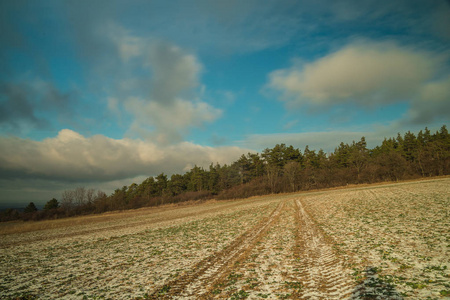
[44, 198, 59, 210]
[24, 202, 38, 213]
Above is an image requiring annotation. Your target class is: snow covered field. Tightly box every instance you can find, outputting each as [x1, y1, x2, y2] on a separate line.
[0, 178, 448, 299]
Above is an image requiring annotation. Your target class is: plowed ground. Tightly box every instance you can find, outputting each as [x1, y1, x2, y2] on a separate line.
[0, 178, 448, 299]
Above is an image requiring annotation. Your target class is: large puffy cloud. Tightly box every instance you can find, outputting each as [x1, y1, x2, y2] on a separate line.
[267, 41, 450, 124]
[0, 129, 248, 183]
[268, 41, 441, 106]
[0, 129, 249, 205]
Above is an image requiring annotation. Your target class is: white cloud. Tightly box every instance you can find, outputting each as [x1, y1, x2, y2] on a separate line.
[268, 41, 443, 108]
[102, 26, 222, 143]
[106, 26, 203, 103]
[126, 97, 222, 144]
[0, 129, 248, 183]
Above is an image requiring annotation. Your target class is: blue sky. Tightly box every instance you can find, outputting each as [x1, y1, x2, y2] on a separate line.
[1, 0, 449, 206]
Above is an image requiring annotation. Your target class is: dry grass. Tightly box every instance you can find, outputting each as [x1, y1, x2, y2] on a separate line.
[0, 199, 221, 236]
[3, 176, 446, 236]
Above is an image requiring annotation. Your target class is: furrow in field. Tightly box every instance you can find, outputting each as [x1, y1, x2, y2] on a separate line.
[300, 179, 449, 299]
[149, 201, 285, 299]
[0, 200, 278, 299]
[202, 199, 297, 299]
[294, 198, 354, 299]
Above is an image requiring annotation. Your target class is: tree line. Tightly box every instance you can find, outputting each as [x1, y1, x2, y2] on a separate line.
[1, 125, 449, 222]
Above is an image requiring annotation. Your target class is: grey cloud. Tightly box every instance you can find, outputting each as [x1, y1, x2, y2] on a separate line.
[57, 1, 322, 58]
[125, 0, 447, 54]
[100, 28, 201, 103]
[63, 0, 119, 63]
[405, 76, 450, 125]
[115, 0, 300, 55]
[0, 82, 48, 132]
[4, 0, 449, 69]
[148, 42, 201, 105]
[432, 1, 450, 40]
[317, 0, 450, 42]
[0, 79, 75, 135]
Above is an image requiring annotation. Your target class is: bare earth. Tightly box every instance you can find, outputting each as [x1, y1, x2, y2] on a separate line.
[0, 178, 449, 299]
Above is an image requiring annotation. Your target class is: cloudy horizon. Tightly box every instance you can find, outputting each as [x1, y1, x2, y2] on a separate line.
[1, 0, 449, 207]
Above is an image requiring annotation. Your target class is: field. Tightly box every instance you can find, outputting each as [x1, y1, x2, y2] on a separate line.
[0, 178, 449, 299]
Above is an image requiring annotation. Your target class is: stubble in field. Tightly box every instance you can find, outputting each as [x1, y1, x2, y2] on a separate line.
[0, 179, 448, 299]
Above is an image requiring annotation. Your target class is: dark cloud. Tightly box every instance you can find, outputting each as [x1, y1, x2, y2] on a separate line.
[63, 0, 119, 63]
[4, 0, 449, 66]
[0, 81, 49, 133]
[0, 80, 75, 135]
[0, 1, 25, 47]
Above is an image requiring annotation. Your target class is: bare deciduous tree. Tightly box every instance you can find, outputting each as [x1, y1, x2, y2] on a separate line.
[61, 190, 74, 210]
[266, 164, 280, 193]
[284, 161, 300, 192]
[74, 187, 86, 207]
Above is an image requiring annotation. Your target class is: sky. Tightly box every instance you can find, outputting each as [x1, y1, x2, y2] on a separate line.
[1, 0, 449, 207]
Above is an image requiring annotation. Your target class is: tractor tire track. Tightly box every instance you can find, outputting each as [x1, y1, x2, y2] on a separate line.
[294, 198, 354, 299]
[150, 201, 285, 299]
